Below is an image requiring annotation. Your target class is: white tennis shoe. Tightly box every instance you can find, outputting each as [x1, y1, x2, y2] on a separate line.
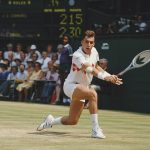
[91, 127, 106, 139]
[37, 114, 54, 131]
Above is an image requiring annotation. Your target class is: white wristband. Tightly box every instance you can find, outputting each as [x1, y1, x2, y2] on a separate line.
[97, 71, 111, 80]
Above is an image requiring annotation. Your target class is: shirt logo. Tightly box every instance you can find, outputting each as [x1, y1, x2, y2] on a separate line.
[72, 63, 95, 74]
[72, 63, 80, 72]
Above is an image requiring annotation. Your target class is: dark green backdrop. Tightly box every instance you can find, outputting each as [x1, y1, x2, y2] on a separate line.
[94, 36, 150, 113]
[1, 36, 150, 113]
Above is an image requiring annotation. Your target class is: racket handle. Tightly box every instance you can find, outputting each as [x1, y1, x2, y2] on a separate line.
[118, 71, 125, 76]
[117, 68, 129, 76]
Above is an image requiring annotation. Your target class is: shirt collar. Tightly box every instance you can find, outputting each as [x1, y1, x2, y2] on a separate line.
[79, 46, 91, 57]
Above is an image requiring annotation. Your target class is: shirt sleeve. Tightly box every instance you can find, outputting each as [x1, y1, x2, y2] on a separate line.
[96, 51, 100, 62]
[93, 47, 100, 62]
[72, 54, 86, 69]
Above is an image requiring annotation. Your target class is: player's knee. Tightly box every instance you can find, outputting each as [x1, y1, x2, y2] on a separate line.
[89, 90, 97, 102]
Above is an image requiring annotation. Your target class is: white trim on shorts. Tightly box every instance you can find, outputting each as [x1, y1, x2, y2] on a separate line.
[63, 81, 85, 103]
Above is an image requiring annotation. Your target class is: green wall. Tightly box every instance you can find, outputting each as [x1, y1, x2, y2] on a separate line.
[95, 37, 150, 113]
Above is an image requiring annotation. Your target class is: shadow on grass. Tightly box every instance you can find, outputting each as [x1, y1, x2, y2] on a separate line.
[28, 131, 90, 138]
[28, 131, 68, 135]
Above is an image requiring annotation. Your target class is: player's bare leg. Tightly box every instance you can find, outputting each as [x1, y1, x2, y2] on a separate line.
[56, 84, 97, 125]
[37, 84, 105, 138]
[37, 85, 85, 131]
[60, 85, 105, 138]
[61, 99, 84, 125]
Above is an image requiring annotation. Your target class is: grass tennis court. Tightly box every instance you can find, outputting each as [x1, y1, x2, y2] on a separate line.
[0, 101, 150, 150]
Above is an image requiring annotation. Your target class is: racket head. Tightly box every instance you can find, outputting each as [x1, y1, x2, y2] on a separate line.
[132, 50, 150, 68]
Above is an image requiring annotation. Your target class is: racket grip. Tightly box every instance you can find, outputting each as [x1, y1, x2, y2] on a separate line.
[117, 71, 124, 76]
[117, 69, 128, 76]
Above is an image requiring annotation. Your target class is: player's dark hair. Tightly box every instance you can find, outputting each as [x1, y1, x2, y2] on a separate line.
[82, 30, 95, 40]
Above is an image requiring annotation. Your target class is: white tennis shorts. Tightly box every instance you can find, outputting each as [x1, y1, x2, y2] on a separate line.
[63, 81, 85, 102]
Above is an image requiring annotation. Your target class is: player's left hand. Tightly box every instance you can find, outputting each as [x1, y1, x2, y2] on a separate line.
[105, 75, 123, 85]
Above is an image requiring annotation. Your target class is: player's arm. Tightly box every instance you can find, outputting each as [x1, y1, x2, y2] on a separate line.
[96, 63, 123, 85]
[72, 53, 122, 85]
[82, 63, 123, 85]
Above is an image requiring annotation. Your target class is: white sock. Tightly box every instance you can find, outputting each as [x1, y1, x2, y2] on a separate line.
[91, 114, 100, 129]
[52, 117, 62, 125]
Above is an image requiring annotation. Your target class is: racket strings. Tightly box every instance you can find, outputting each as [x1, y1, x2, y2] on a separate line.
[133, 50, 150, 67]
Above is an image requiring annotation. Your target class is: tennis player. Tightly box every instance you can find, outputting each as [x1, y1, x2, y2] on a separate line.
[37, 30, 123, 139]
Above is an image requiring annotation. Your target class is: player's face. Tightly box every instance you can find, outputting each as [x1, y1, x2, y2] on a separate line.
[81, 36, 95, 55]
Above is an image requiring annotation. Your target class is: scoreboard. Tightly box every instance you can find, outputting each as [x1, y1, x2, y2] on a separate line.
[44, 0, 85, 38]
[0, 0, 42, 12]
[0, 0, 86, 40]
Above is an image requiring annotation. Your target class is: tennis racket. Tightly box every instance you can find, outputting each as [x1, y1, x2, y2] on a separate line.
[118, 50, 150, 76]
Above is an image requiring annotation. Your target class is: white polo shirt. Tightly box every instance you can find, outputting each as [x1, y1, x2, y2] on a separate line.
[65, 46, 99, 86]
